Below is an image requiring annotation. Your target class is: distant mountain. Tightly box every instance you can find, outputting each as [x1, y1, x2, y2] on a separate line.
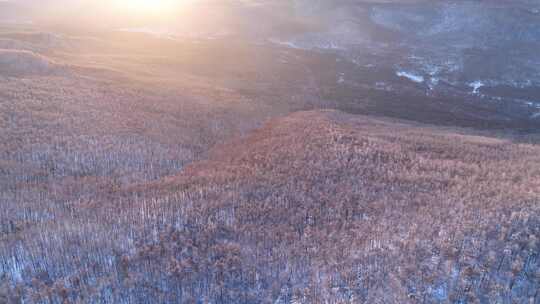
[131, 0, 540, 108]
[257, 1, 540, 117]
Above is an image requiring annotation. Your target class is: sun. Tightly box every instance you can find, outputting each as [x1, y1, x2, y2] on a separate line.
[113, 0, 177, 14]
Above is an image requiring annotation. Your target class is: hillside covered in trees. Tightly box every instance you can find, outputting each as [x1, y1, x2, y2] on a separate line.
[1, 1, 540, 302]
[2, 109, 539, 303]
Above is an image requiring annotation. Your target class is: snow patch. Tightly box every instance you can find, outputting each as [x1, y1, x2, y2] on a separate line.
[429, 77, 440, 90]
[469, 80, 484, 94]
[526, 101, 540, 119]
[396, 70, 424, 83]
[425, 64, 441, 76]
[337, 73, 345, 84]
[268, 38, 303, 50]
[522, 100, 540, 109]
[375, 81, 392, 91]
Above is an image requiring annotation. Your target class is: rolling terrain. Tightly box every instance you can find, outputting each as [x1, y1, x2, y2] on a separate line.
[0, 3, 540, 302]
[2, 109, 539, 303]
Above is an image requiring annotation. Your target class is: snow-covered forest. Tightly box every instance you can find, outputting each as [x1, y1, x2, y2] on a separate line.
[1, 1, 540, 303]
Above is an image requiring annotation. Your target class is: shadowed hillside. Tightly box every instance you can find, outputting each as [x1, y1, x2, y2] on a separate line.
[0, 49, 60, 76]
[2, 110, 538, 303]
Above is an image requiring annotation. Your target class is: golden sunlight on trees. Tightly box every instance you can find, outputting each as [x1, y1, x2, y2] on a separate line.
[2, 109, 539, 303]
[1, 7, 540, 302]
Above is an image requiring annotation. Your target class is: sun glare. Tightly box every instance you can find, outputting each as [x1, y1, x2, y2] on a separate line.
[113, 0, 177, 14]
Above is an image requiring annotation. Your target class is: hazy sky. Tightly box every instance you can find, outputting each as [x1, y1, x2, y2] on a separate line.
[1, 0, 207, 28]
[0, 0, 306, 35]
[2, 1, 293, 32]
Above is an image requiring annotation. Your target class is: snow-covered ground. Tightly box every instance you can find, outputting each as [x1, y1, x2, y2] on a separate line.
[396, 70, 424, 83]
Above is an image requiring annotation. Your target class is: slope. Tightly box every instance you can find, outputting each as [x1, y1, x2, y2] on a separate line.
[5, 110, 538, 303]
[130, 110, 540, 303]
